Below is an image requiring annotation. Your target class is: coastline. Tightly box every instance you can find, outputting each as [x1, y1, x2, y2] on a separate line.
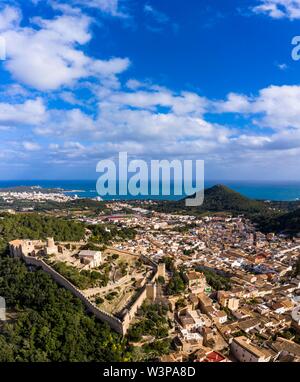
[1, 180, 300, 202]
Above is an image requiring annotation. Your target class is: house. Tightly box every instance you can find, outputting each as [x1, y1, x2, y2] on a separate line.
[183, 271, 206, 294]
[271, 337, 300, 362]
[195, 350, 230, 363]
[177, 311, 195, 330]
[179, 328, 203, 342]
[271, 299, 294, 315]
[178, 308, 211, 331]
[230, 336, 272, 362]
[226, 297, 240, 311]
[217, 291, 240, 311]
[174, 336, 203, 354]
[188, 293, 199, 310]
[255, 304, 270, 315]
[238, 318, 261, 333]
[211, 310, 228, 325]
[198, 293, 213, 314]
[202, 326, 228, 351]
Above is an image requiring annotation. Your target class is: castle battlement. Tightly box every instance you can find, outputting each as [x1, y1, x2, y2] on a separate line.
[9, 239, 161, 335]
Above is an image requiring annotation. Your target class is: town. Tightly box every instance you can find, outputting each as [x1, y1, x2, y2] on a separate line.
[0, 187, 77, 205]
[7, 198, 300, 362]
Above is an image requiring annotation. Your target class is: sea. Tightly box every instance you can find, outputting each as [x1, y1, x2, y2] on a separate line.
[1, 180, 300, 202]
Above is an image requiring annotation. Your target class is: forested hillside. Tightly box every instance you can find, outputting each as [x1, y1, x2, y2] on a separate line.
[0, 213, 133, 361]
[150, 184, 274, 217]
[0, 213, 85, 252]
[0, 256, 132, 361]
[258, 208, 300, 235]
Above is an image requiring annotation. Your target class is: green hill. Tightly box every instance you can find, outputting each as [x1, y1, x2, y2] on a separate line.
[259, 208, 300, 235]
[148, 184, 300, 235]
[151, 184, 272, 217]
[194, 184, 268, 214]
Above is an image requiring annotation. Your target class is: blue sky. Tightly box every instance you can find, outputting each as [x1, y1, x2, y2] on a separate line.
[1, 0, 300, 180]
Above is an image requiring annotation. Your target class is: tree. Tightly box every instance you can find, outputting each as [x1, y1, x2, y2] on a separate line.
[196, 267, 231, 291]
[162, 257, 175, 272]
[127, 303, 170, 343]
[0, 255, 133, 362]
[167, 272, 186, 295]
[157, 276, 165, 285]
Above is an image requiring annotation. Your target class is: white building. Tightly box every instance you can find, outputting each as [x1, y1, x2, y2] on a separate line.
[78, 250, 102, 269]
[180, 329, 203, 342]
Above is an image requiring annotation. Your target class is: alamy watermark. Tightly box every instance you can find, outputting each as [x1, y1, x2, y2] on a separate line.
[291, 36, 300, 61]
[0, 36, 6, 61]
[0, 296, 6, 321]
[96, 152, 204, 207]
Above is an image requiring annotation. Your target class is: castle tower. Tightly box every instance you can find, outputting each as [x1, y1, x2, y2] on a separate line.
[45, 237, 57, 255]
[146, 283, 157, 302]
[157, 263, 166, 279]
[47, 237, 55, 248]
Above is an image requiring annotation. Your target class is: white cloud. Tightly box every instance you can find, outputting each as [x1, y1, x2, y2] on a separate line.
[277, 63, 288, 70]
[1, 1, 300, 177]
[253, 0, 300, 19]
[59, 91, 83, 105]
[0, 98, 46, 126]
[22, 141, 41, 151]
[29, 83, 230, 160]
[214, 85, 300, 131]
[32, 80, 300, 166]
[91, 57, 130, 76]
[97, 105, 224, 142]
[253, 85, 300, 129]
[0, 5, 21, 31]
[108, 89, 207, 116]
[0, 8, 130, 90]
[4, 79, 300, 180]
[214, 92, 251, 113]
[68, 0, 128, 18]
[126, 79, 146, 90]
[3, 75, 300, 172]
[0, 84, 30, 100]
[35, 108, 97, 136]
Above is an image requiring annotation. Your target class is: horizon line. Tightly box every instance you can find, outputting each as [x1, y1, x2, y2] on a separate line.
[0, 179, 300, 183]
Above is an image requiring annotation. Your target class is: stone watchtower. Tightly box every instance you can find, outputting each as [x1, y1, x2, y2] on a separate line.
[146, 283, 157, 302]
[0, 296, 6, 321]
[157, 263, 166, 279]
[45, 237, 58, 256]
[47, 237, 55, 248]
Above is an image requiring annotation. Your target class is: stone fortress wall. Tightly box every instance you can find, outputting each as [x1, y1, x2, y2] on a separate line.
[121, 262, 166, 332]
[9, 240, 166, 336]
